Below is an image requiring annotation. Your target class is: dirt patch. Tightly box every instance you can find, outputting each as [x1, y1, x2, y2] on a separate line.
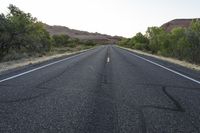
[118, 46, 200, 71]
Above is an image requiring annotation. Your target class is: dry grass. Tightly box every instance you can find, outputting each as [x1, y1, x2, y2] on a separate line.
[119, 46, 200, 71]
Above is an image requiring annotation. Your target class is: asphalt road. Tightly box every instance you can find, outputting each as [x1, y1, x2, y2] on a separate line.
[0, 45, 200, 133]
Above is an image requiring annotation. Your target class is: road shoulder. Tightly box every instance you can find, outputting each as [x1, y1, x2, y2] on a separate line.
[0, 48, 94, 75]
[118, 46, 200, 72]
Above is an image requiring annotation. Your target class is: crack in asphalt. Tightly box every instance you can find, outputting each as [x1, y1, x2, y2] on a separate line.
[0, 48, 105, 104]
[0, 86, 55, 104]
[140, 86, 185, 112]
[82, 46, 120, 133]
[0, 46, 199, 132]
[111, 47, 199, 132]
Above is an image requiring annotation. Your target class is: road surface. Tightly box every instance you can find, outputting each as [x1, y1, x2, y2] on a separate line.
[0, 45, 200, 133]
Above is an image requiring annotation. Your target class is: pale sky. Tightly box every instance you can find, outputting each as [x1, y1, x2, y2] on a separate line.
[0, 0, 200, 37]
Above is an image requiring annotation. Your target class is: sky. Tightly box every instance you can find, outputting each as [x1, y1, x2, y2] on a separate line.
[0, 0, 200, 37]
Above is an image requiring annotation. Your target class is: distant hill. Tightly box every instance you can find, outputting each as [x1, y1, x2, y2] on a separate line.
[43, 24, 122, 44]
[161, 18, 200, 32]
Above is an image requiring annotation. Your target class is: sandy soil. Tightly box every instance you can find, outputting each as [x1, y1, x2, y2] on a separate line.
[0, 49, 89, 74]
[119, 46, 200, 71]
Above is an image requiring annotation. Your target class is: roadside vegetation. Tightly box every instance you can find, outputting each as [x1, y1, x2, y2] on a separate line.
[119, 20, 200, 64]
[0, 5, 96, 62]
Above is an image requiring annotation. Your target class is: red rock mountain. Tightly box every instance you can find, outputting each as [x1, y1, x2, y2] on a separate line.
[43, 24, 121, 44]
[161, 18, 200, 32]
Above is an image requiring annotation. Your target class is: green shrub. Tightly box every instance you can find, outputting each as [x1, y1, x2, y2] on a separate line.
[0, 4, 52, 61]
[118, 20, 200, 64]
[134, 43, 148, 51]
[52, 34, 69, 47]
[84, 40, 96, 46]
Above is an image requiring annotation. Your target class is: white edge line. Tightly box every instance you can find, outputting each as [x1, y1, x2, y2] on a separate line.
[123, 49, 200, 85]
[0, 52, 87, 83]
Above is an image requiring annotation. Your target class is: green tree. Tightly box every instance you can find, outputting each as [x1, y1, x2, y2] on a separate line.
[132, 32, 149, 50]
[118, 20, 200, 64]
[185, 20, 200, 63]
[0, 4, 52, 60]
[169, 27, 188, 59]
[146, 27, 170, 55]
[118, 38, 130, 47]
[0, 13, 11, 57]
